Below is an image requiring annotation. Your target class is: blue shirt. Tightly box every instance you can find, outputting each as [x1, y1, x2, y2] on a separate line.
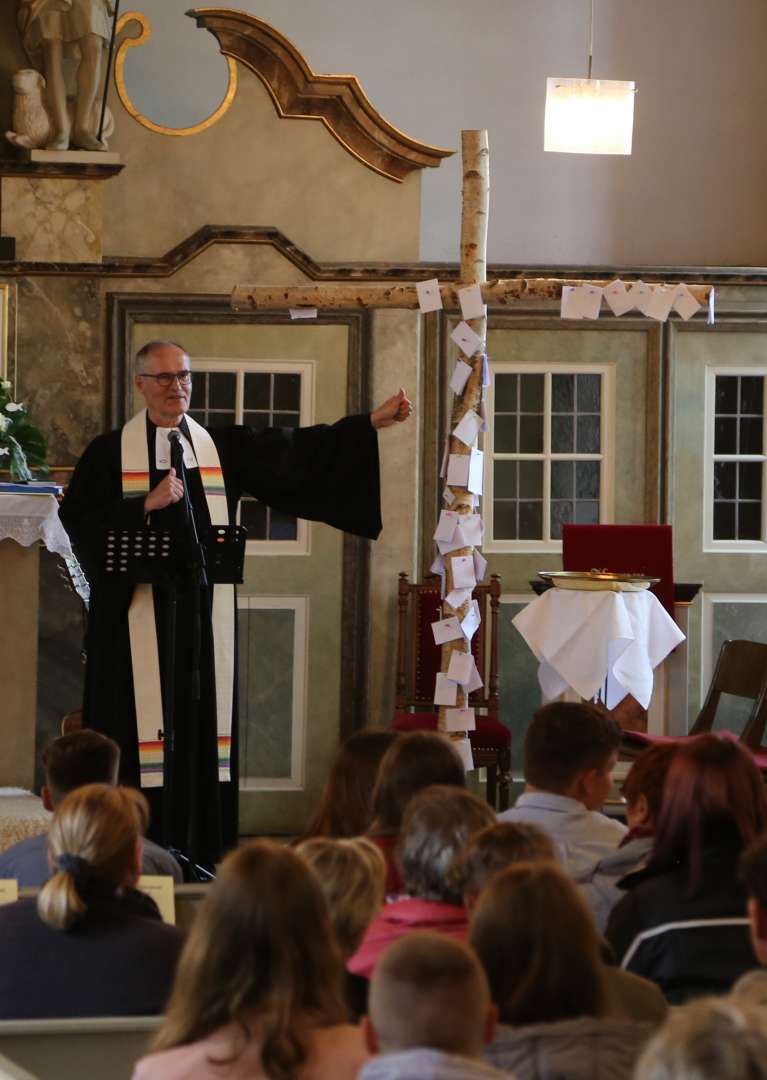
[0, 831, 183, 887]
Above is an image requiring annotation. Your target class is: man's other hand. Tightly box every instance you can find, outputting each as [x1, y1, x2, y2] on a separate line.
[371, 388, 413, 430]
[144, 467, 184, 513]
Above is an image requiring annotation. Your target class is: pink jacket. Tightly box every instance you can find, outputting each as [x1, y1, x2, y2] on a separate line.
[347, 898, 469, 979]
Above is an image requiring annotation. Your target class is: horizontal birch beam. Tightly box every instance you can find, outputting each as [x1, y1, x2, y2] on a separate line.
[231, 278, 713, 312]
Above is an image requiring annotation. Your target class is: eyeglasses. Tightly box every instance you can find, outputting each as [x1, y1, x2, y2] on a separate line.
[139, 371, 192, 387]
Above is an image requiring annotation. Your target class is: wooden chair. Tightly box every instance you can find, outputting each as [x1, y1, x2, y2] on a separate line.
[621, 638, 767, 762]
[394, 572, 511, 810]
[0, 1017, 159, 1080]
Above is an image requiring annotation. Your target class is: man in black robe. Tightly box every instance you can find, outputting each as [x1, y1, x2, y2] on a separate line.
[60, 341, 411, 869]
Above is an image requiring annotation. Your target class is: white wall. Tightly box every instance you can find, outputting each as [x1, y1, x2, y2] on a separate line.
[124, 1, 767, 266]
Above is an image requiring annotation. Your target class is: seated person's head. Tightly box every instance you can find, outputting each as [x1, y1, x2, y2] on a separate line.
[469, 861, 606, 1026]
[39, 783, 147, 932]
[295, 836, 386, 958]
[153, 840, 346, 1076]
[369, 732, 465, 836]
[523, 702, 621, 810]
[398, 785, 495, 906]
[740, 832, 767, 967]
[363, 932, 496, 1060]
[41, 730, 120, 811]
[304, 728, 400, 839]
[621, 742, 677, 831]
[449, 822, 557, 908]
[635, 997, 767, 1080]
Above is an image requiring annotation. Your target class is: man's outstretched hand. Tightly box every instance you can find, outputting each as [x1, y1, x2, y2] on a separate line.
[371, 388, 413, 430]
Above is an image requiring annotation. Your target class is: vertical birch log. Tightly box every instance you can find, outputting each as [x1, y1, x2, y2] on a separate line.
[439, 129, 489, 733]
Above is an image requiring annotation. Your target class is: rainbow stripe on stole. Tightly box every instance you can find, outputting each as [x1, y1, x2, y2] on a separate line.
[122, 410, 235, 788]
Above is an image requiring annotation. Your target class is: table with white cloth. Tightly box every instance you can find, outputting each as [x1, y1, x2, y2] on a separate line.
[0, 493, 73, 787]
[512, 587, 686, 714]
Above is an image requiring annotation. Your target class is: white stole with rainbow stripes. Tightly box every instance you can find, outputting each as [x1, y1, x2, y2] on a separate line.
[121, 409, 234, 787]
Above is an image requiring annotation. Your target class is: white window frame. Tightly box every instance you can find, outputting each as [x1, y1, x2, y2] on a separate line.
[703, 367, 767, 553]
[238, 594, 309, 791]
[484, 362, 616, 553]
[193, 358, 315, 555]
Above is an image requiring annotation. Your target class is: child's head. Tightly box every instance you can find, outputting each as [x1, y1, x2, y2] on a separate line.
[449, 822, 557, 907]
[369, 732, 465, 836]
[364, 932, 495, 1059]
[523, 702, 621, 810]
[621, 742, 677, 830]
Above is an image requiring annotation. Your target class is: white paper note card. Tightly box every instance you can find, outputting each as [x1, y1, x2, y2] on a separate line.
[627, 281, 652, 315]
[473, 549, 488, 581]
[451, 555, 477, 589]
[466, 657, 484, 693]
[453, 410, 482, 447]
[453, 735, 474, 771]
[461, 599, 481, 642]
[289, 307, 318, 320]
[458, 283, 486, 320]
[431, 616, 463, 645]
[579, 285, 603, 320]
[460, 514, 483, 547]
[482, 354, 492, 387]
[451, 320, 483, 358]
[445, 587, 472, 611]
[443, 485, 455, 506]
[0, 880, 18, 906]
[708, 288, 716, 325]
[416, 279, 443, 313]
[560, 286, 583, 320]
[434, 510, 460, 543]
[468, 448, 484, 495]
[447, 650, 474, 685]
[434, 672, 458, 706]
[672, 283, 701, 321]
[603, 279, 634, 317]
[445, 707, 476, 732]
[138, 875, 176, 925]
[447, 453, 470, 487]
[450, 360, 473, 396]
[646, 285, 675, 322]
[437, 526, 468, 555]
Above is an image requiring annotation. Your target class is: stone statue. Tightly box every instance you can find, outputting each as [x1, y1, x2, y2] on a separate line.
[15, 0, 115, 151]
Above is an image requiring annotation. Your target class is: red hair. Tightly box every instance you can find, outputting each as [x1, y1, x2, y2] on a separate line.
[650, 734, 767, 894]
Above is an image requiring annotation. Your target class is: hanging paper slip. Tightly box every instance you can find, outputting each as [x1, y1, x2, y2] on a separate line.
[434, 672, 459, 706]
[708, 288, 716, 325]
[416, 279, 443, 313]
[603, 279, 634, 317]
[627, 282, 652, 315]
[437, 526, 468, 555]
[579, 285, 603, 319]
[445, 707, 476, 732]
[451, 555, 477, 590]
[447, 650, 474, 685]
[445, 587, 472, 611]
[460, 514, 483, 547]
[434, 510, 460, 543]
[560, 286, 583, 320]
[461, 599, 481, 642]
[451, 321, 483, 358]
[447, 450, 484, 494]
[289, 308, 318, 320]
[672, 284, 700, 321]
[453, 736, 474, 771]
[430, 554, 446, 597]
[458, 283, 486, 320]
[450, 360, 473, 396]
[482, 354, 492, 387]
[443, 486, 455, 507]
[473, 550, 488, 582]
[453, 410, 483, 447]
[646, 285, 675, 322]
[432, 616, 463, 645]
[466, 658, 484, 693]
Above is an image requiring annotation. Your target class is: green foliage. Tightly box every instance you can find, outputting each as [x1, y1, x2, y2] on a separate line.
[0, 378, 49, 481]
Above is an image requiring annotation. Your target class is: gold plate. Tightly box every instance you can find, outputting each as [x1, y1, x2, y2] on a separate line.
[538, 570, 660, 593]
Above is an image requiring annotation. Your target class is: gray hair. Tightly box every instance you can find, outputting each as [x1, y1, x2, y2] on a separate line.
[135, 340, 189, 373]
[398, 785, 495, 904]
[635, 997, 767, 1080]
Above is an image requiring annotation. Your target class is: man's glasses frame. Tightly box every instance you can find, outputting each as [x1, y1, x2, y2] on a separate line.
[139, 371, 193, 387]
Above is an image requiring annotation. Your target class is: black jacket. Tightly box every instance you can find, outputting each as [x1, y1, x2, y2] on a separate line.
[605, 849, 756, 1004]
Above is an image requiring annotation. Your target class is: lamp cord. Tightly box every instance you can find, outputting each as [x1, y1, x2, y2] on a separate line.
[587, 0, 594, 79]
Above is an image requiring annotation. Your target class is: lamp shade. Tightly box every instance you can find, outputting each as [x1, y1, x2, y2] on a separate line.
[544, 77, 635, 155]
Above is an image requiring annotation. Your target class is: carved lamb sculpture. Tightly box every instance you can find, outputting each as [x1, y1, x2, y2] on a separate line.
[6, 68, 114, 150]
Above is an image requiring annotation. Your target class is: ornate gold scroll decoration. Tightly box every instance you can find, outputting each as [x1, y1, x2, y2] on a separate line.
[114, 11, 238, 136]
[187, 7, 454, 182]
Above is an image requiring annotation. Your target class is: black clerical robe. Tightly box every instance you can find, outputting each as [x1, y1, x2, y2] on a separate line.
[59, 414, 381, 867]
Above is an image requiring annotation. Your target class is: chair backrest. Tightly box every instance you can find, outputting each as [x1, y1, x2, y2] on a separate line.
[395, 573, 500, 717]
[691, 639, 767, 748]
[562, 523, 675, 618]
[19, 884, 209, 933]
[0, 1017, 160, 1080]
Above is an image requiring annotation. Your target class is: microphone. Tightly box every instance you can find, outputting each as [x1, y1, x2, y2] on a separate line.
[168, 429, 184, 476]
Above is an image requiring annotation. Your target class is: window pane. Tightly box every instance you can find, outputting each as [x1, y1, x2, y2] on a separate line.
[715, 376, 738, 414]
[493, 501, 517, 539]
[274, 412, 300, 428]
[714, 417, 737, 454]
[244, 411, 269, 432]
[208, 372, 236, 409]
[519, 461, 543, 499]
[269, 509, 299, 540]
[551, 414, 574, 453]
[188, 409, 206, 426]
[518, 501, 543, 539]
[551, 460, 574, 498]
[494, 415, 518, 453]
[713, 502, 736, 539]
[552, 374, 574, 412]
[189, 376, 205, 410]
[273, 373, 301, 411]
[575, 500, 599, 524]
[244, 373, 270, 409]
[550, 500, 574, 539]
[577, 374, 601, 413]
[240, 497, 267, 539]
[714, 461, 736, 500]
[519, 415, 544, 453]
[740, 376, 763, 416]
[494, 461, 517, 498]
[520, 374, 544, 412]
[738, 502, 761, 540]
[740, 462, 762, 500]
[576, 415, 601, 454]
[739, 417, 763, 454]
[576, 461, 600, 499]
[494, 373, 517, 411]
[206, 411, 235, 428]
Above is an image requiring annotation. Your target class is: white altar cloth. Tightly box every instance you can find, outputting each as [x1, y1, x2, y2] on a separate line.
[512, 588, 686, 710]
[0, 493, 72, 558]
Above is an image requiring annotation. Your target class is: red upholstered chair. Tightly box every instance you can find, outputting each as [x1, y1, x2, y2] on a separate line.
[562, 524, 675, 618]
[394, 573, 511, 810]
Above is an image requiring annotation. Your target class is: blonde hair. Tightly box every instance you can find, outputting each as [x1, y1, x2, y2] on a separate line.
[295, 836, 386, 957]
[152, 840, 347, 1080]
[636, 997, 767, 1079]
[38, 783, 147, 932]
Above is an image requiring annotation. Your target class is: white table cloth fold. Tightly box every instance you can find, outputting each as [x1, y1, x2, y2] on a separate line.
[0, 493, 73, 559]
[512, 588, 685, 710]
